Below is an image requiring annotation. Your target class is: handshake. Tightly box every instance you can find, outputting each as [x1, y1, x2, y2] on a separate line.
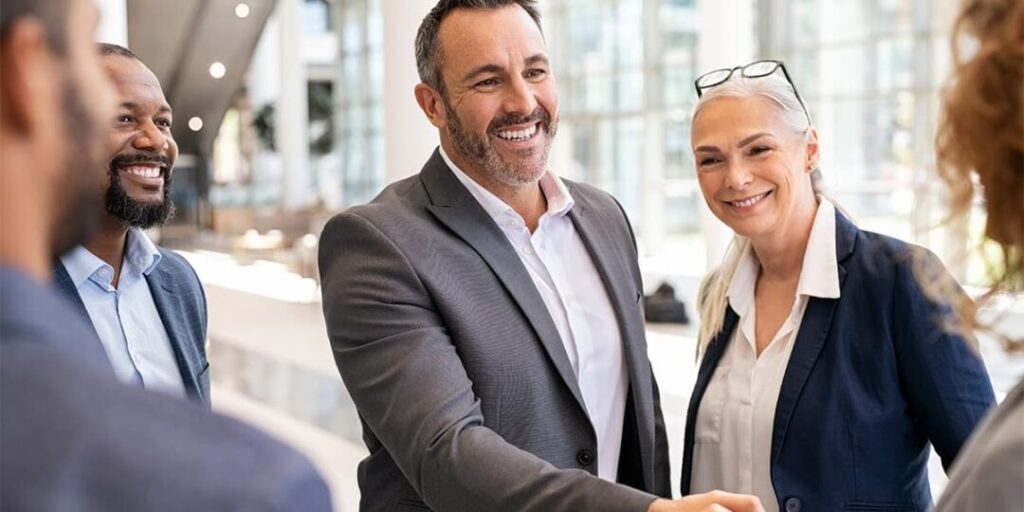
[649, 492, 765, 512]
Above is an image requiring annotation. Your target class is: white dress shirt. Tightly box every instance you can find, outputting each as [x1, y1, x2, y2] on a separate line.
[692, 199, 840, 512]
[441, 147, 628, 481]
[60, 228, 186, 398]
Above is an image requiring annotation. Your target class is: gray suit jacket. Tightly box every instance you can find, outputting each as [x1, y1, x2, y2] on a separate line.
[934, 378, 1024, 511]
[0, 266, 331, 511]
[54, 247, 210, 405]
[318, 149, 671, 512]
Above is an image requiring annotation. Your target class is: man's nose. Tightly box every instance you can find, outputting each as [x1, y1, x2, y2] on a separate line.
[132, 120, 168, 152]
[501, 76, 539, 117]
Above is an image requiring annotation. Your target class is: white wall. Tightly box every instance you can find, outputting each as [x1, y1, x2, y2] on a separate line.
[381, 0, 438, 183]
[93, 0, 128, 45]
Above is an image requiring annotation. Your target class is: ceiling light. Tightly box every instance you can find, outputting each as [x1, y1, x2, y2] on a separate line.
[189, 117, 204, 132]
[235, 3, 251, 18]
[209, 62, 226, 79]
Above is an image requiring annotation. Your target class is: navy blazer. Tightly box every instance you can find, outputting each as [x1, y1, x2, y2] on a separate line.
[55, 247, 210, 405]
[681, 211, 995, 512]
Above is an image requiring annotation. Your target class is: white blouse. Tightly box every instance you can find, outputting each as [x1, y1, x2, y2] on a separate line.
[691, 199, 841, 512]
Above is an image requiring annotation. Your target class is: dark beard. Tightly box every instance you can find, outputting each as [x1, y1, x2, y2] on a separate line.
[443, 100, 557, 187]
[52, 78, 104, 257]
[105, 154, 176, 229]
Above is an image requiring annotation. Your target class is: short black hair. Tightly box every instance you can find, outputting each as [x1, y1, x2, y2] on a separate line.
[415, 0, 542, 96]
[0, 0, 71, 56]
[98, 42, 140, 61]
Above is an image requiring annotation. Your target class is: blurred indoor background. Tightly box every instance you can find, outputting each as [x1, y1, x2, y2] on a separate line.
[92, 1, 1023, 510]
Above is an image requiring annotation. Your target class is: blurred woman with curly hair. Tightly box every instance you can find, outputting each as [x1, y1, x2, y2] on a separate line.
[933, 0, 1023, 508]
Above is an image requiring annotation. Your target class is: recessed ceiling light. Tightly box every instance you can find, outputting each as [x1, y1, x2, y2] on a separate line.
[189, 117, 204, 132]
[209, 62, 226, 79]
[235, 3, 251, 18]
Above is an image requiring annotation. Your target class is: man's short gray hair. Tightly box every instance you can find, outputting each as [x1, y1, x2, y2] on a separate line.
[414, 0, 542, 96]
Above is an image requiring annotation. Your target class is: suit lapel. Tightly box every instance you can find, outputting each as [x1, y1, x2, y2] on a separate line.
[146, 264, 204, 402]
[567, 186, 656, 489]
[53, 262, 106, 355]
[769, 292, 840, 462]
[54, 262, 91, 320]
[770, 209, 858, 462]
[421, 150, 588, 415]
[681, 308, 738, 493]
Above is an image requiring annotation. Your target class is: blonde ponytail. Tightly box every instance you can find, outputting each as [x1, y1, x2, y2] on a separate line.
[696, 235, 750, 360]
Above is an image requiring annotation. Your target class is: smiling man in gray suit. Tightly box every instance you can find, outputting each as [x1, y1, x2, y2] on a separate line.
[318, 2, 763, 512]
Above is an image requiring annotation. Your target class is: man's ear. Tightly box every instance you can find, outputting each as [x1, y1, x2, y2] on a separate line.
[414, 82, 447, 130]
[0, 18, 61, 138]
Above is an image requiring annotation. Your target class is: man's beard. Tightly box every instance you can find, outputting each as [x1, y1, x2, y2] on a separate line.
[52, 78, 105, 257]
[106, 153, 176, 229]
[443, 100, 558, 187]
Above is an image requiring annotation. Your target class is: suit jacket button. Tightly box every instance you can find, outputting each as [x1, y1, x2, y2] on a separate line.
[576, 449, 594, 466]
[784, 497, 801, 512]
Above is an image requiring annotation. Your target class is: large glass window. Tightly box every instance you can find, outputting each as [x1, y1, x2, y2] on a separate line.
[334, 0, 384, 206]
[544, 0, 702, 257]
[302, 0, 333, 35]
[763, 0, 967, 276]
[544, 0, 974, 281]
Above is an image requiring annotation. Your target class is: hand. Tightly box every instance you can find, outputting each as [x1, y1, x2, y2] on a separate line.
[647, 491, 765, 512]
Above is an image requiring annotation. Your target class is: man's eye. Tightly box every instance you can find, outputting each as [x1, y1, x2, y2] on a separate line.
[475, 78, 498, 88]
[116, 115, 132, 123]
[749, 146, 771, 155]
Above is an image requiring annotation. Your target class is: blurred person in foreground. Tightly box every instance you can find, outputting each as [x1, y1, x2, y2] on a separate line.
[681, 60, 995, 512]
[0, 0, 330, 509]
[54, 43, 210, 405]
[318, 1, 761, 511]
[932, 0, 1024, 509]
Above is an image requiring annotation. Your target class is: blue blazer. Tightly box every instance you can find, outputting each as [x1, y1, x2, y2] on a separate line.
[1, 266, 331, 511]
[54, 248, 210, 405]
[681, 211, 995, 512]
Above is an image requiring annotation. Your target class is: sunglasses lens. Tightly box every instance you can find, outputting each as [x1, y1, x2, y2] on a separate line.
[744, 60, 779, 77]
[696, 69, 733, 89]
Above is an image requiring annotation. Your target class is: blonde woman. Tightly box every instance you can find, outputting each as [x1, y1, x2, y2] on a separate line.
[933, 0, 1024, 509]
[679, 61, 996, 512]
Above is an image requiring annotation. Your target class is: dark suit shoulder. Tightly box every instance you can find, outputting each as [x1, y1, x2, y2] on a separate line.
[361, 173, 428, 210]
[0, 340, 330, 511]
[844, 226, 947, 285]
[564, 178, 622, 207]
[333, 175, 429, 228]
[157, 247, 201, 280]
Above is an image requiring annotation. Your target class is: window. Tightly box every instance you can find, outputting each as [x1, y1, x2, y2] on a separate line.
[544, 0, 702, 258]
[335, 0, 384, 206]
[762, 0, 968, 277]
[302, 0, 333, 35]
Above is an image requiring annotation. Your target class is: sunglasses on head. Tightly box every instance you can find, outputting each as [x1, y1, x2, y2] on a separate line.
[694, 59, 813, 126]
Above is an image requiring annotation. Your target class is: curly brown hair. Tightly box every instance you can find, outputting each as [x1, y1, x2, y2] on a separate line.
[935, 0, 1023, 349]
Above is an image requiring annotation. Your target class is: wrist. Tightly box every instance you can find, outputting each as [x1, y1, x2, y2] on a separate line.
[647, 498, 672, 512]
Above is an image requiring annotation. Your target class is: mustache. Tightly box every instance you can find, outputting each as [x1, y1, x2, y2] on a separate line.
[488, 107, 552, 133]
[110, 152, 172, 173]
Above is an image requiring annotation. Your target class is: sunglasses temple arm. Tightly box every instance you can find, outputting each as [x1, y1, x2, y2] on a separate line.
[780, 64, 814, 125]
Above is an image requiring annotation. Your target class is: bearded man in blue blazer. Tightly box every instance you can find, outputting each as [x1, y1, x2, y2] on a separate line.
[55, 43, 208, 404]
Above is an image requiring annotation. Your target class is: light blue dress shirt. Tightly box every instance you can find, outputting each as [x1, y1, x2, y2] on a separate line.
[60, 229, 186, 398]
